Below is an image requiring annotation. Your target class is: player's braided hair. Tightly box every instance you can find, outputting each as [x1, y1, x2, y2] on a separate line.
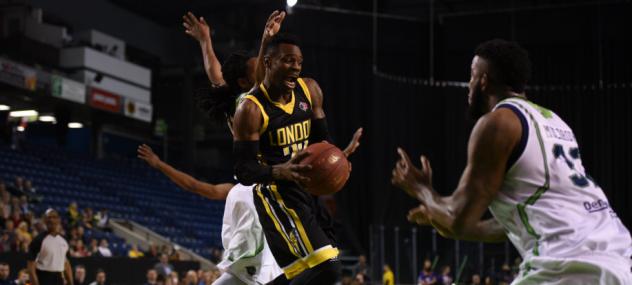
[195, 51, 251, 121]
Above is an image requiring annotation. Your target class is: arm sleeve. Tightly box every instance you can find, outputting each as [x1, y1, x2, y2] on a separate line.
[310, 117, 332, 143]
[233, 141, 273, 185]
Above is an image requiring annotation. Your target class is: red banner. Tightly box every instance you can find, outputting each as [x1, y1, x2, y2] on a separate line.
[89, 87, 121, 113]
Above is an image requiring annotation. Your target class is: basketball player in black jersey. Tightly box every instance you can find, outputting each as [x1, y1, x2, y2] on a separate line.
[232, 33, 357, 284]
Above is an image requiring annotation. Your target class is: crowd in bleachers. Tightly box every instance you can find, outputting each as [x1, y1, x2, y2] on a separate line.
[0, 175, 223, 285]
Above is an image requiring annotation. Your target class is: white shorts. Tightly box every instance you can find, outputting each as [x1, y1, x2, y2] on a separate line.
[217, 184, 283, 285]
[512, 254, 632, 285]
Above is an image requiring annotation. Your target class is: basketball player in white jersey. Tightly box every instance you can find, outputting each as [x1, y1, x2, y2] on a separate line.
[392, 39, 632, 284]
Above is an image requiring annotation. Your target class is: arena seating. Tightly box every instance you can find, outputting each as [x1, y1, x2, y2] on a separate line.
[0, 143, 225, 258]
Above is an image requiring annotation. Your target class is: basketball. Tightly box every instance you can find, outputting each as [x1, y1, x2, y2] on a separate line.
[300, 142, 351, 196]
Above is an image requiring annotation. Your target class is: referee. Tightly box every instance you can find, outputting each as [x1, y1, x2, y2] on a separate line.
[28, 209, 73, 285]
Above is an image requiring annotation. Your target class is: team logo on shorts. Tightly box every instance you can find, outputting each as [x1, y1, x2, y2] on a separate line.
[299, 102, 309, 111]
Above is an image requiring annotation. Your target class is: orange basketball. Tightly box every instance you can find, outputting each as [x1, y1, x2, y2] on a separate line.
[300, 142, 351, 196]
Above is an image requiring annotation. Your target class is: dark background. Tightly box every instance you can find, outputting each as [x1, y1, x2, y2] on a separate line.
[2, 0, 631, 272]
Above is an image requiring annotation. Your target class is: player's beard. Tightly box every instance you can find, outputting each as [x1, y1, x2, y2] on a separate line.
[467, 82, 489, 121]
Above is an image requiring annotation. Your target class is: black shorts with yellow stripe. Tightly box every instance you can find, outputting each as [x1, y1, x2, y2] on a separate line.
[253, 181, 339, 280]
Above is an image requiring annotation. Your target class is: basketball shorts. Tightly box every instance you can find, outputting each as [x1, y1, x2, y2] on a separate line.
[253, 181, 339, 280]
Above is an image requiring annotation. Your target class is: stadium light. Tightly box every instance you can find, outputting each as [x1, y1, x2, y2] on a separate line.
[39, 115, 57, 123]
[287, 0, 298, 8]
[0, 104, 10, 111]
[68, 122, 83, 129]
[9, 110, 38, 117]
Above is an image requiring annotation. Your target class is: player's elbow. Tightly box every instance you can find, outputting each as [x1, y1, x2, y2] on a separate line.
[234, 165, 256, 186]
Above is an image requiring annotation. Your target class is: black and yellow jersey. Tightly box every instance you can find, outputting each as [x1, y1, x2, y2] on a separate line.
[243, 78, 313, 166]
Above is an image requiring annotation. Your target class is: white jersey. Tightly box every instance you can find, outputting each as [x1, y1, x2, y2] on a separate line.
[217, 183, 283, 284]
[489, 98, 632, 284]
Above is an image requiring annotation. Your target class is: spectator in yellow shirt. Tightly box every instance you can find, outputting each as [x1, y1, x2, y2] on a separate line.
[383, 264, 395, 285]
[128, 244, 145, 258]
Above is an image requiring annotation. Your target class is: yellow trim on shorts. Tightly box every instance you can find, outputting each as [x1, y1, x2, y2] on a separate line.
[296, 78, 312, 106]
[260, 83, 295, 115]
[269, 184, 314, 253]
[243, 95, 269, 135]
[255, 185, 301, 258]
[282, 245, 340, 279]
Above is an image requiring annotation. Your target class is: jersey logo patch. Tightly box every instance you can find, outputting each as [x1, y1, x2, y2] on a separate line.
[299, 102, 308, 111]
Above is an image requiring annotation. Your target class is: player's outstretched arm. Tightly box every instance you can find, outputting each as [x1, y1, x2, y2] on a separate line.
[183, 11, 225, 86]
[255, 10, 286, 84]
[392, 108, 521, 242]
[137, 144, 233, 200]
[233, 99, 311, 185]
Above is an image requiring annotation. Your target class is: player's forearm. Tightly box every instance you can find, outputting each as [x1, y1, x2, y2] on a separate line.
[255, 32, 272, 84]
[155, 160, 199, 192]
[199, 37, 225, 86]
[472, 219, 507, 242]
[424, 190, 506, 242]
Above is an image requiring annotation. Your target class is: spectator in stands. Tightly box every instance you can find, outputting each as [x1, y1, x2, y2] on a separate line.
[9, 208, 22, 226]
[418, 258, 438, 285]
[144, 269, 158, 285]
[96, 239, 112, 257]
[352, 255, 369, 280]
[0, 231, 12, 252]
[470, 274, 481, 285]
[0, 184, 10, 218]
[88, 238, 99, 256]
[484, 276, 493, 285]
[128, 244, 144, 258]
[0, 262, 11, 285]
[439, 266, 452, 285]
[15, 269, 29, 285]
[3, 220, 16, 251]
[81, 208, 95, 229]
[497, 263, 513, 285]
[94, 209, 109, 231]
[167, 271, 179, 285]
[182, 270, 198, 285]
[22, 180, 38, 200]
[22, 212, 34, 229]
[209, 247, 222, 264]
[511, 257, 521, 279]
[15, 221, 32, 253]
[32, 221, 46, 238]
[67, 202, 80, 228]
[7, 177, 25, 197]
[27, 209, 73, 285]
[146, 242, 159, 259]
[76, 226, 85, 242]
[70, 240, 90, 258]
[89, 269, 106, 285]
[154, 253, 174, 278]
[74, 265, 88, 285]
[354, 273, 365, 284]
[18, 196, 30, 215]
[199, 270, 216, 285]
[382, 264, 394, 285]
[16, 221, 32, 243]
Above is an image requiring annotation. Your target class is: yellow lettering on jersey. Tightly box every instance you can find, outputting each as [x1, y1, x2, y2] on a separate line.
[277, 128, 287, 146]
[269, 120, 311, 147]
